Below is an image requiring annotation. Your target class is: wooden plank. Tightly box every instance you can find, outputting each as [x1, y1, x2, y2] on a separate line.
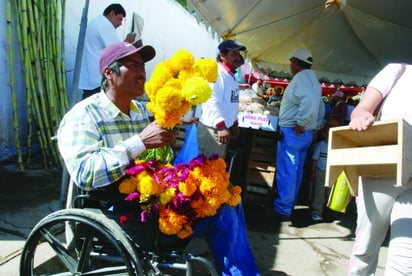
[247, 169, 275, 187]
[247, 160, 276, 172]
[328, 145, 398, 165]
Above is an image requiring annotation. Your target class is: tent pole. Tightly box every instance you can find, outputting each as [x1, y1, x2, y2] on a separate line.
[69, 0, 89, 107]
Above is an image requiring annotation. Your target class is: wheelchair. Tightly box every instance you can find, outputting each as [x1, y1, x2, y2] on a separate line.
[19, 177, 218, 275]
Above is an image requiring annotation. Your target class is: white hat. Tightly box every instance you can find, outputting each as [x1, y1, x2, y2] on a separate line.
[289, 47, 313, 65]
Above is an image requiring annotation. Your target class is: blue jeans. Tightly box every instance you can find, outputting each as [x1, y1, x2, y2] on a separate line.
[274, 126, 313, 216]
[193, 204, 260, 275]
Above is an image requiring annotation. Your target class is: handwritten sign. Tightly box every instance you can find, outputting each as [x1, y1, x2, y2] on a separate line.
[238, 112, 278, 132]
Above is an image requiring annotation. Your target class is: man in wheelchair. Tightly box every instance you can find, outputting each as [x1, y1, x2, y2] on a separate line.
[56, 41, 260, 275]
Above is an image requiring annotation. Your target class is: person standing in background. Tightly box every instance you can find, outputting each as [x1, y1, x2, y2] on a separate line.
[273, 47, 322, 220]
[348, 63, 412, 275]
[197, 40, 247, 159]
[252, 77, 266, 99]
[330, 90, 348, 125]
[79, 3, 136, 99]
[310, 124, 330, 221]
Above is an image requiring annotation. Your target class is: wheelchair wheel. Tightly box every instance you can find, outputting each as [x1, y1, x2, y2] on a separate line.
[20, 208, 143, 275]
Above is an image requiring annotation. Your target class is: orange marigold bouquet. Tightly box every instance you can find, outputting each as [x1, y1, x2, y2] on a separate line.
[118, 154, 242, 239]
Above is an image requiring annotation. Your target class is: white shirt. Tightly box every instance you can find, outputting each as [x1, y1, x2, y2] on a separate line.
[199, 63, 240, 128]
[252, 82, 264, 96]
[369, 63, 412, 125]
[79, 15, 120, 90]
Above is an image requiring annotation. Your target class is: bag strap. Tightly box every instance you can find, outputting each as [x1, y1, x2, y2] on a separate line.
[374, 64, 406, 119]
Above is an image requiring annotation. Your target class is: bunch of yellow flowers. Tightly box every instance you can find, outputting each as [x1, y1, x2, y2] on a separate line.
[145, 49, 218, 128]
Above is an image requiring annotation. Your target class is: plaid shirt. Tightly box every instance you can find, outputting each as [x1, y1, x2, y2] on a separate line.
[57, 92, 149, 191]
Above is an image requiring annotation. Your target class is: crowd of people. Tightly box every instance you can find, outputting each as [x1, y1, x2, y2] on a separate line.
[55, 3, 412, 275]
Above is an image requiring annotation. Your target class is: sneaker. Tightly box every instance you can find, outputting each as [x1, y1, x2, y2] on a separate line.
[312, 214, 323, 221]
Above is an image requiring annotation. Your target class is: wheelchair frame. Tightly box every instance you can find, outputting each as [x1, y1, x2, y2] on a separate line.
[19, 177, 219, 275]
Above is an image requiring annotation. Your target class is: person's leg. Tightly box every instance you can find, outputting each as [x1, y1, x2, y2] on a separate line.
[193, 204, 260, 275]
[274, 131, 295, 217]
[274, 127, 312, 217]
[311, 169, 326, 217]
[385, 185, 412, 275]
[197, 122, 227, 159]
[348, 177, 396, 275]
[293, 130, 313, 206]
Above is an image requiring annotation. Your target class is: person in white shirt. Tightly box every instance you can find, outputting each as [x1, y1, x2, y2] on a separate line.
[252, 77, 265, 99]
[198, 40, 246, 159]
[348, 63, 412, 275]
[79, 4, 136, 99]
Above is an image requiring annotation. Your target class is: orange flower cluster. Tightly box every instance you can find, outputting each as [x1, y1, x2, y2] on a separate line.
[118, 154, 242, 239]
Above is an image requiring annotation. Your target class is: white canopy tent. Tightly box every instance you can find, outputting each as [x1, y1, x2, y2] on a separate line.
[187, 0, 412, 85]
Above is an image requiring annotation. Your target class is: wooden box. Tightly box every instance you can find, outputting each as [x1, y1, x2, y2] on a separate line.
[326, 119, 412, 196]
[246, 131, 276, 192]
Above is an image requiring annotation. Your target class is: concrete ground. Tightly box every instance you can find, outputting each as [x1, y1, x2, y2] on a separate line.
[0, 162, 388, 275]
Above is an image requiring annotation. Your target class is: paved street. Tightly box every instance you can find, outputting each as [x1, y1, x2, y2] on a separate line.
[0, 163, 388, 275]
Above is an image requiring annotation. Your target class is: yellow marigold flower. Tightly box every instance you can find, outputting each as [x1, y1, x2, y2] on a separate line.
[159, 188, 176, 205]
[193, 58, 218, 82]
[118, 178, 136, 194]
[155, 87, 185, 111]
[178, 68, 194, 82]
[169, 49, 194, 73]
[136, 172, 160, 196]
[182, 76, 212, 105]
[178, 180, 197, 197]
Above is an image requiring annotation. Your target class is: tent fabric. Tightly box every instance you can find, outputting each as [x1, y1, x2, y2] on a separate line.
[187, 0, 412, 85]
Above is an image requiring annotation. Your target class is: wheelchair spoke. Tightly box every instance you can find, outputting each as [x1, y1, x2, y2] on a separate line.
[39, 227, 77, 273]
[76, 228, 96, 272]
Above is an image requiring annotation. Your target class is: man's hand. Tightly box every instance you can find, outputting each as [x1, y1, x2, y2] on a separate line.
[294, 125, 305, 135]
[124, 32, 137, 44]
[139, 121, 177, 149]
[217, 128, 231, 144]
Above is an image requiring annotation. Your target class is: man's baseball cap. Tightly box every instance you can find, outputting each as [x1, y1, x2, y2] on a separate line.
[218, 39, 246, 52]
[289, 47, 313, 65]
[99, 42, 156, 74]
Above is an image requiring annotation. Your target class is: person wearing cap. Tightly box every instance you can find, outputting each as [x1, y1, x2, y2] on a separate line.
[272, 47, 323, 220]
[58, 41, 260, 276]
[79, 3, 136, 100]
[330, 90, 348, 125]
[198, 39, 247, 158]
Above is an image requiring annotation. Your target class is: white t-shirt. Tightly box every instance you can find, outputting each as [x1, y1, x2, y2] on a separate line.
[252, 82, 264, 96]
[368, 63, 412, 125]
[79, 15, 120, 90]
[199, 63, 240, 128]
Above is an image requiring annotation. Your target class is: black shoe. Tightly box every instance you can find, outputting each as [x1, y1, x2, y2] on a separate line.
[267, 209, 290, 222]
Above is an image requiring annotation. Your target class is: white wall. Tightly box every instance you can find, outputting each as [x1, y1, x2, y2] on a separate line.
[64, 0, 220, 101]
[0, 0, 219, 161]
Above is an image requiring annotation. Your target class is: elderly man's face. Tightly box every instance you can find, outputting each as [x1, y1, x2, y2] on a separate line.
[112, 53, 146, 98]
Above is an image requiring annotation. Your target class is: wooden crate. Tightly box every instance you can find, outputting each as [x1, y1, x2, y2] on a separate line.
[246, 131, 277, 190]
[326, 119, 412, 196]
